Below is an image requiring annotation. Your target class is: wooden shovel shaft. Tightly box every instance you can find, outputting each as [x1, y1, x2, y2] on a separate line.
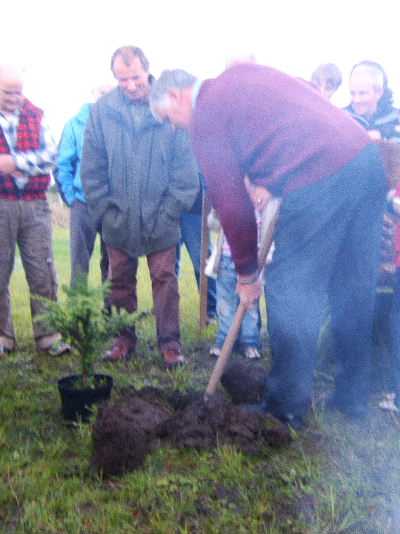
[205, 197, 281, 400]
[205, 301, 247, 398]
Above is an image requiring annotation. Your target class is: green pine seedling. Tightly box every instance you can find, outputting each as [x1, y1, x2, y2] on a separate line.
[38, 278, 149, 387]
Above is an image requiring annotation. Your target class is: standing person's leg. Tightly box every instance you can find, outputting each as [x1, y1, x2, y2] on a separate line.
[99, 236, 109, 285]
[104, 245, 138, 360]
[180, 212, 217, 318]
[389, 270, 400, 407]
[211, 255, 238, 357]
[265, 246, 329, 422]
[18, 200, 65, 351]
[0, 289, 16, 352]
[70, 200, 98, 286]
[147, 245, 184, 366]
[175, 242, 181, 277]
[0, 200, 18, 352]
[239, 298, 261, 359]
[330, 150, 386, 416]
[264, 170, 358, 423]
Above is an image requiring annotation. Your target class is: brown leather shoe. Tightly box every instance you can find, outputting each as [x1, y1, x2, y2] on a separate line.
[162, 349, 186, 369]
[103, 335, 135, 362]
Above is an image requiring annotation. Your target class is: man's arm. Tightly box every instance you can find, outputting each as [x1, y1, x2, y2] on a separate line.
[192, 123, 258, 277]
[80, 106, 110, 226]
[162, 127, 200, 218]
[56, 122, 77, 206]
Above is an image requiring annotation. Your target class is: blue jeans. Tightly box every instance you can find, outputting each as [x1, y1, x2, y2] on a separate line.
[264, 144, 387, 418]
[215, 255, 261, 349]
[178, 212, 217, 318]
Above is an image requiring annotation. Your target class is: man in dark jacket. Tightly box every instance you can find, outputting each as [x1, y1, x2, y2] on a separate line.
[81, 47, 199, 367]
[345, 61, 400, 405]
[345, 60, 400, 142]
[150, 64, 387, 427]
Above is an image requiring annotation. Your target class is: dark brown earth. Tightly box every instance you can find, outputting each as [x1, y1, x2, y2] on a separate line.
[92, 390, 172, 477]
[157, 392, 291, 452]
[92, 384, 291, 477]
[221, 360, 267, 404]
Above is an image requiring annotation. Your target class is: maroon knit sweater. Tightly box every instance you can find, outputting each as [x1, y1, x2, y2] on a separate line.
[190, 63, 370, 275]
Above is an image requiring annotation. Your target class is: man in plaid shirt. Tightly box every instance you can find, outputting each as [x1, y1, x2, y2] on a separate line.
[0, 64, 69, 356]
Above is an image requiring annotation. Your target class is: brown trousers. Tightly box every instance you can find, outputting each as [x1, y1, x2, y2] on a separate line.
[0, 199, 59, 349]
[107, 245, 181, 352]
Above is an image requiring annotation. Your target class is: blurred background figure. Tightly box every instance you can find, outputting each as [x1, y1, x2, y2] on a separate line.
[311, 63, 342, 100]
[0, 64, 69, 356]
[178, 177, 217, 322]
[226, 54, 256, 69]
[344, 60, 400, 404]
[56, 84, 113, 287]
[345, 60, 400, 141]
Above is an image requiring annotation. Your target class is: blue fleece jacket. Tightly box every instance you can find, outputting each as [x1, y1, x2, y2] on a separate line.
[56, 103, 91, 205]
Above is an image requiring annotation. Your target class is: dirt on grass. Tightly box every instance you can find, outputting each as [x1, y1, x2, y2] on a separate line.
[92, 389, 172, 477]
[92, 385, 291, 477]
[221, 360, 267, 404]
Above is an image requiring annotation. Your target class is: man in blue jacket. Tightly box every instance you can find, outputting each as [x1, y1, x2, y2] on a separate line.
[56, 85, 112, 286]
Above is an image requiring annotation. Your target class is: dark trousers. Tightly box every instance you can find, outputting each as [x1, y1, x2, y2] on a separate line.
[179, 211, 217, 318]
[264, 144, 387, 418]
[107, 245, 180, 352]
[389, 270, 400, 397]
[70, 200, 108, 286]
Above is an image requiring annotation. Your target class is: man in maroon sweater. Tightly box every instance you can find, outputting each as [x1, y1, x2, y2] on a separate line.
[150, 64, 387, 427]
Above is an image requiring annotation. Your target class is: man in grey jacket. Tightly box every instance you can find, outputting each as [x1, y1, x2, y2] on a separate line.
[81, 46, 199, 367]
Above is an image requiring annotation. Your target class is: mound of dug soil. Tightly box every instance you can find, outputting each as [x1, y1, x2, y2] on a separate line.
[92, 391, 172, 477]
[221, 360, 267, 404]
[92, 387, 291, 477]
[157, 392, 291, 452]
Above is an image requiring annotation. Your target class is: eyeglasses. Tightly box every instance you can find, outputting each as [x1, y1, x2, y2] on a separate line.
[0, 88, 23, 98]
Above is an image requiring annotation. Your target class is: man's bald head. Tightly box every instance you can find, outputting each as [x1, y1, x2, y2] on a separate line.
[0, 65, 24, 113]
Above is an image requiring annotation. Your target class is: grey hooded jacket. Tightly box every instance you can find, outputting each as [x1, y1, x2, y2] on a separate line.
[81, 87, 199, 257]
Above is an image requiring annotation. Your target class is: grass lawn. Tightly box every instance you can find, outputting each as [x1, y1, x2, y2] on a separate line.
[1, 227, 400, 533]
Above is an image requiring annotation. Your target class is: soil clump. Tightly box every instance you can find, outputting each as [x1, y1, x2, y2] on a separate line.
[221, 360, 267, 404]
[92, 389, 172, 477]
[92, 387, 291, 477]
[157, 392, 291, 452]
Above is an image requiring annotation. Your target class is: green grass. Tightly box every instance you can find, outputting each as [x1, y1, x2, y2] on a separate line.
[1, 227, 400, 533]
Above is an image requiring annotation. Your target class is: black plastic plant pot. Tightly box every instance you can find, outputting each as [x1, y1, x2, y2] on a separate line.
[58, 374, 113, 422]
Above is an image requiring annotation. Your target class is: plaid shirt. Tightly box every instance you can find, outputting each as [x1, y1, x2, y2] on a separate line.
[0, 108, 57, 189]
[0, 99, 55, 199]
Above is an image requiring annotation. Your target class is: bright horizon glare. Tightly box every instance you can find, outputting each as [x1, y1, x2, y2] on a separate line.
[2, 0, 400, 137]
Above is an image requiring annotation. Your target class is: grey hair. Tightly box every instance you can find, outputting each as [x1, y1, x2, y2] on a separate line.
[350, 63, 385, 90]
[149, 69, 197, 118]
[311, 63, 342, 91]
[110, 46, 150, 73]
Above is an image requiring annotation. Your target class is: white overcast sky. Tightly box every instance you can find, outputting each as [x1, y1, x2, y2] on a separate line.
[2, 0, 400, 137]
